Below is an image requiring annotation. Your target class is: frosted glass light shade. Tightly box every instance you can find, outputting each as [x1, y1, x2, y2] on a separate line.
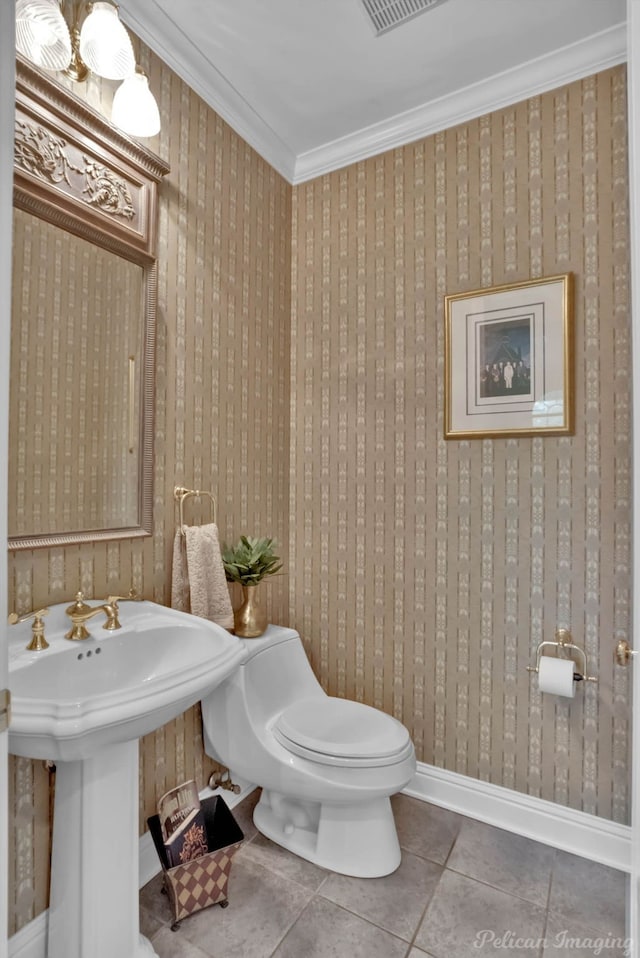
[112, 73, 161, 138]
[79, 1, 135, 80]
[15, 0, 72, 71]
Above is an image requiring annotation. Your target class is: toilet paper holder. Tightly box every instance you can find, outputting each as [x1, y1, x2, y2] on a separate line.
[527, 629, 597, 684]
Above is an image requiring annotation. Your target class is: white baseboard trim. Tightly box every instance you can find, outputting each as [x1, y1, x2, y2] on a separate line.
[6, 912, 46, 958]
[405, 762, 631, 874]
[8, 774, 256, 958]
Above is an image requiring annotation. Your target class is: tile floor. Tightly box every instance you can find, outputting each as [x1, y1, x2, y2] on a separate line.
[140, 789, 629, 958]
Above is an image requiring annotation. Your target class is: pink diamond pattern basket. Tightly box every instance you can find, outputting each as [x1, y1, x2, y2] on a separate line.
[147, 794, 244, 930]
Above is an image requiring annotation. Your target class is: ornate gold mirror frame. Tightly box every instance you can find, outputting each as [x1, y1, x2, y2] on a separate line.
[10, 57, 170, 550]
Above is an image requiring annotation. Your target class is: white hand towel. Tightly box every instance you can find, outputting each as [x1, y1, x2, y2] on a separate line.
[182, 523, 234, 630]
[171, 531, 190, 612]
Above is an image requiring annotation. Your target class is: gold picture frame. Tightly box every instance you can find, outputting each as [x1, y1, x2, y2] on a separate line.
[444, 273, 574, 439]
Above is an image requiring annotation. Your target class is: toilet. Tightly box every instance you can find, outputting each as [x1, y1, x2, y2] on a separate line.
[200, 625, 416, 877]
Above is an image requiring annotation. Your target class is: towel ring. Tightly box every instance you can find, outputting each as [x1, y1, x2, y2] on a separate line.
[174, 485, 217, 530]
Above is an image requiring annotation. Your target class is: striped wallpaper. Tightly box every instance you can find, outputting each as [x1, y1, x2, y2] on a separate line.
[289, 66, 631, 817]
[7, 45, 631, 940]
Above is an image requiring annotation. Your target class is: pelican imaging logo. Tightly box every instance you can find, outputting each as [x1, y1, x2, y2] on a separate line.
[473, 929, 631, 955]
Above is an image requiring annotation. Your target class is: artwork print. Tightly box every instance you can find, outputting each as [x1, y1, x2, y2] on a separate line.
[444, 275, 573, 439]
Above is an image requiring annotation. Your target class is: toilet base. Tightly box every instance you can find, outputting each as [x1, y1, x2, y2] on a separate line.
[253, 788, 401, 878]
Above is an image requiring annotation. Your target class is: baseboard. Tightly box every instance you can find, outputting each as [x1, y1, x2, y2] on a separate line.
[8, 775, 256, 958]
[6, 912, 46, 958]
[405, 761, 632, 874]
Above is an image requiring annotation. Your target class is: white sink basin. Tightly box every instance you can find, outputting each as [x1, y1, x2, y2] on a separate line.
[8, 599, 246, 762]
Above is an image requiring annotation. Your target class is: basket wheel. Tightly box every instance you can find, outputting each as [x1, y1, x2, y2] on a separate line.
[219, 899, 229, 908]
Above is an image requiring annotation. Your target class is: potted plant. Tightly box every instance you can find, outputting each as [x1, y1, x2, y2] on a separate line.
[222, 536, 282, 637]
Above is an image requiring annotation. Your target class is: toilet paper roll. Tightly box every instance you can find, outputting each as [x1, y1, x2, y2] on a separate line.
[538, 656, 576, 698]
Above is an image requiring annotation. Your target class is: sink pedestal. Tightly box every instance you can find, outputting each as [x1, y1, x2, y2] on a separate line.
[48, 739, 157, 958]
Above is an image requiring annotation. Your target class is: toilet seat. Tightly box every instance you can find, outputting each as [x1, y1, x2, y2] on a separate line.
[273, 697, 413, 767]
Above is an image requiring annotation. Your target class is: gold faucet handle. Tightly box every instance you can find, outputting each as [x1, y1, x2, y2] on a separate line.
[106, 589, 142, 612]
[8, 607, 48, 626]
[103, 590, 141, 631]
[107, 589, 141, 604]
[8, 608, 50, 651]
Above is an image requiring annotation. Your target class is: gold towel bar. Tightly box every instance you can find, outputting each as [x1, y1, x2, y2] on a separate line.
[174, 485, 217, 530]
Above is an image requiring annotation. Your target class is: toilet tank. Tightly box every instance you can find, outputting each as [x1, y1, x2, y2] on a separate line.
[201, 625, 324, 766]
[240, 626, 324, 723]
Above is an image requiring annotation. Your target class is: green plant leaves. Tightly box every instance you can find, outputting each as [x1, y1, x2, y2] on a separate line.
[222, 535, 283, 585]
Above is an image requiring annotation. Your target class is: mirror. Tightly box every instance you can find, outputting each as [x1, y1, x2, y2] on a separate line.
[9, 58, 169, 550]
[10, 209, 144, 538]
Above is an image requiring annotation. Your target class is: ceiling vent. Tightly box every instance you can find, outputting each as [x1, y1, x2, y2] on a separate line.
[361, 0, 449, 36]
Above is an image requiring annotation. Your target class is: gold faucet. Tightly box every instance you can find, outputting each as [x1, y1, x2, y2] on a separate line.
[64, 589, 142, 640]
[65, 592, 120, 641]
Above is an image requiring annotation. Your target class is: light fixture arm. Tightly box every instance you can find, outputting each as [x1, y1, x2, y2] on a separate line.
[65, 30, 88, 81]
[59, 1, 86, 81]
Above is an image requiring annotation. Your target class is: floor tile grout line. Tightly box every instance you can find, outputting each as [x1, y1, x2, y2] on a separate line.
[238, 855, 329, 893]
[538, 847, 557, 957]
[265, 890, 413, 958]
[401, 884, 440, 958]
[265, 888, 315, 958]
[438, 821, 463, 870]
[309, 891, 417, 948]
[442, 862, 551, 910]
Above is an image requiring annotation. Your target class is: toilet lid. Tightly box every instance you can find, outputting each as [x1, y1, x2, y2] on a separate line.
[273, 697, 412, 766]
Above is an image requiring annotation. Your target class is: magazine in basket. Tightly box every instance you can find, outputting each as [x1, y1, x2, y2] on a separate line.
[158, 779, 209, 867]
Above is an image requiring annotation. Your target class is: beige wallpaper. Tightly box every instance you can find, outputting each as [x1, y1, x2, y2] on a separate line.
[7, 48, 631, 940]
[8, 46, 291, 935]
[289, 66, 631, 823]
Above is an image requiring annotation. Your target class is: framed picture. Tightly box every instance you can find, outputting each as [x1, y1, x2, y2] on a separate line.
[444, 273, 574, 439]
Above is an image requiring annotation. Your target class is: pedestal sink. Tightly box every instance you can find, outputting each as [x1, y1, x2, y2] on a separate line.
[8, 600, 247, 958]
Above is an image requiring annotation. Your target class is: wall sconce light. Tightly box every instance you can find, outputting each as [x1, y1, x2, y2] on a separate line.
[112, 67, 160, 137]
[15, 0, 161, 137]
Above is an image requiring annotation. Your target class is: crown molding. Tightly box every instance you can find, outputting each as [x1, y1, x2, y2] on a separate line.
[292, 22, 627, 184]
[116, 8, 625, 186]
[117, 0, 297, 183]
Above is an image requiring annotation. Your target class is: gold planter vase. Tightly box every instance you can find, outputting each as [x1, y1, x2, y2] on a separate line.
[234, 584, 267, 638]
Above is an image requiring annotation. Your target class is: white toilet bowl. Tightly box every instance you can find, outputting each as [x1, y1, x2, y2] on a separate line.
[200, 625, 416, 877]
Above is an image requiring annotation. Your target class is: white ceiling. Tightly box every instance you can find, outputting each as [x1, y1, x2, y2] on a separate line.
[119, 0, 627, 183]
